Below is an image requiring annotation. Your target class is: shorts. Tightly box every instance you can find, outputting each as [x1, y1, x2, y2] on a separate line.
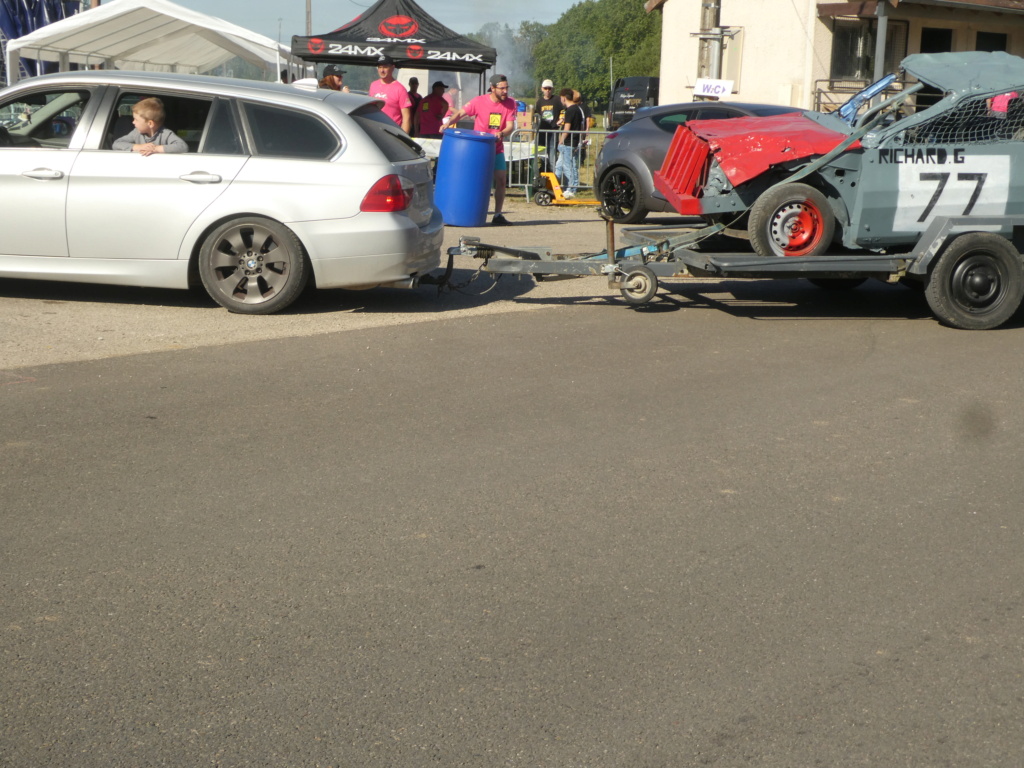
[494, 153, 507, 172]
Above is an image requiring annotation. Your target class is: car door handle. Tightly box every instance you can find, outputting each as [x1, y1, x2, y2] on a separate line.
[21, 168, 64, 180]
[179, 172, 223, 184]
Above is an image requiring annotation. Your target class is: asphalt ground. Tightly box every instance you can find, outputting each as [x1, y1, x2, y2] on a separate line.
[4, 195, 1024, 766]
[0, 197, 623, 370]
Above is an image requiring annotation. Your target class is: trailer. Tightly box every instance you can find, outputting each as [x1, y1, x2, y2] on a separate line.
[445, 214, 1024, 331]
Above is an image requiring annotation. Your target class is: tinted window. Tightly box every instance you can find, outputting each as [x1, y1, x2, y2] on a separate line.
[352, 107, 423, 162]
[0, 89, 90, 149]
[243, 102, 338, 159]
[694, 108, 737, 121]
[201, 99, 245, 155]
[653, 111, 695, 132]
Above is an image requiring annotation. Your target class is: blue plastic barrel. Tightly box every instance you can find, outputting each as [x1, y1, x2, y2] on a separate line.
[434, 129, 498, 227]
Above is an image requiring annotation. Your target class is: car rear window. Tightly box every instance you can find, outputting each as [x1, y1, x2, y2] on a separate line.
[242, 102, 339, 159]
[351, 107, 424, 162]
[653, 111, 696, 131]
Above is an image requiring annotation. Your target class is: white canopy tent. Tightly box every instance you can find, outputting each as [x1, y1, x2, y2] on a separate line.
[5, 0, 297, 85]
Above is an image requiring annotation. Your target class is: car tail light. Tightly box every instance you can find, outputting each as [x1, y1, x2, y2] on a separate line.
[360, 175, 414, 212]
[606, 131, 619, 140]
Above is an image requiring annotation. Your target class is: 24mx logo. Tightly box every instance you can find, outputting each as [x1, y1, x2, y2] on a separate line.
[427, 51, 485, 62]
[327, 43, 384, 56]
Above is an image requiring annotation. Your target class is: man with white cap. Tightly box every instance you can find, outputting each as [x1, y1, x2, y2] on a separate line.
[535, 78, 562, 172]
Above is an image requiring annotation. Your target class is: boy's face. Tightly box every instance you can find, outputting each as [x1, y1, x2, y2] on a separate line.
[132, 112, 156, 137]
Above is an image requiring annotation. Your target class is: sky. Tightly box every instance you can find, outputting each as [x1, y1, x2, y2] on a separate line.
[169, 0, 581, 43]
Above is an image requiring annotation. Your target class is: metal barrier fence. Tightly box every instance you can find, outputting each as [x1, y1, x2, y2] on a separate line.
[506, 128, 609, 197]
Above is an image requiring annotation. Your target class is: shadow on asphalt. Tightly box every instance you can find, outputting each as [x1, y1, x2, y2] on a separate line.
[508, 277, 1024, 328]
[7, 269, 1024, 329]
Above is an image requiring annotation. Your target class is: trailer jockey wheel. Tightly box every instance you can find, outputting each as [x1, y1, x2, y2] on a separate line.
[620, 266, 658, 305]
[534, 190, 553, 206]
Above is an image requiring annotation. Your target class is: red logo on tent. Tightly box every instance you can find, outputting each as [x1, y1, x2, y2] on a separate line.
[380, 15, 419, 38]
[407, 45, 424, 59]
[308, 38, 325, 55]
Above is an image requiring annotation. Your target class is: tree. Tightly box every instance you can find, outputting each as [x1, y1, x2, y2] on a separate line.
[533, 0, 660, 111]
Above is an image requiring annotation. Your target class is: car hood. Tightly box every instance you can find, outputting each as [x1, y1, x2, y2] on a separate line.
[685, 113, 856, 188]
[901, 51, 1024, 96]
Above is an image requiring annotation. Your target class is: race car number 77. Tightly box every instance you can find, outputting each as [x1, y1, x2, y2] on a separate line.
[893, 156, 1009, 232]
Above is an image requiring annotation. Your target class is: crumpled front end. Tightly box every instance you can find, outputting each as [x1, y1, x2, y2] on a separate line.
[653, 114, 858, 216]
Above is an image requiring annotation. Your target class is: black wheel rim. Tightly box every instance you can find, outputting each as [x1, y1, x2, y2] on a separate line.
[600, 170, 636, 219]
[950, 253, 1007, 314]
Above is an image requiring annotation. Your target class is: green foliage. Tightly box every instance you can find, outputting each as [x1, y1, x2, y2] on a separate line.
[533, 0, 660, 111]
[466, 0, 660, 109]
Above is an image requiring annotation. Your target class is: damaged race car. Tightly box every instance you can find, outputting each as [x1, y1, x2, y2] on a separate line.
[655, 51, 1024, 260]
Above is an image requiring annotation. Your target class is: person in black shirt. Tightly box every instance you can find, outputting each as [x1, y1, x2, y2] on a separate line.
[555, 88, 585, 198]
[535, 79, 562, 172]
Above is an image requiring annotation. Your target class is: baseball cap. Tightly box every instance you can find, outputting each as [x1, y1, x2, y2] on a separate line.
[432, 80, 448, 89]
[489, 73, 509, 88]
[542, 79, 554, 88]
[377, 54, 396, 66]
[323, 64, 345, 77]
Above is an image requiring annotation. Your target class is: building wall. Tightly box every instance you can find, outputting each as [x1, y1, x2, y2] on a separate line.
[655, 0, 1024, 110]
[658, 0, 826, 108]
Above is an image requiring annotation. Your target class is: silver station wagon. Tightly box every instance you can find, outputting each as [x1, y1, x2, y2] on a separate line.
[0, 71, 443, 313]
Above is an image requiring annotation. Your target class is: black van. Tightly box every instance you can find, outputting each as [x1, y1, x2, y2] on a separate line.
[608, 76, 659, 129]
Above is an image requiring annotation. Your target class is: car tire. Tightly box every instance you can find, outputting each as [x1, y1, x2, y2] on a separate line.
[749, 183, 835, 258]
[924, 232, 1024, 330]
[198, 216, 310, 315]
[598, 167, 648, 224]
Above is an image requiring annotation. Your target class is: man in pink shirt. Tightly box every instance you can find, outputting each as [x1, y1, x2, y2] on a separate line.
[445, 74, 518, 226]
[369, 54, 412, 134]
[416, 80, 450, 139]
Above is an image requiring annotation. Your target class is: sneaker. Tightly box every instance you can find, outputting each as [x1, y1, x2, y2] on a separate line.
[562, 192, 575, 200]
[492, 213, 511, 226]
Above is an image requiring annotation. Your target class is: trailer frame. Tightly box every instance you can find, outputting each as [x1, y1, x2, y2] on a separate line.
[445, 214, 1024, 329]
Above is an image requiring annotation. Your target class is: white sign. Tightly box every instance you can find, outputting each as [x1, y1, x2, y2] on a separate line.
[694, 78, 734, 99]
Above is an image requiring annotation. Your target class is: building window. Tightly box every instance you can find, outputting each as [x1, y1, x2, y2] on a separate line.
[830, 18, 908, 80]
[977, 31, 1009, 52]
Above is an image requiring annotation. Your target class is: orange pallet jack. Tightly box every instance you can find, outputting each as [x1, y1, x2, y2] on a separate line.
[532, 172, 596, 207]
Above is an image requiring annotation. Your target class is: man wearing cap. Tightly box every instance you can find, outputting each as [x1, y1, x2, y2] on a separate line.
[445, 74, 518, 226]
[416, 80, 450, 139]
[318, 64, 349, 92]
[535, 79, 562, 172]
[370, 55, 412, 134]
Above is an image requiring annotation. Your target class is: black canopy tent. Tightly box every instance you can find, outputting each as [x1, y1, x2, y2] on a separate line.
[291, 0, 496, 76]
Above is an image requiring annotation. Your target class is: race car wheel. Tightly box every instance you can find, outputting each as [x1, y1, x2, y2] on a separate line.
[199, 216, 310, 314]
[534, 190, 554, 206]
[620, 266, 658, 305]
[925, 232, 1024, 330]
[749, 183, 835, 258]
[598, 168, 648, 224]
[806, 278, 867, 290]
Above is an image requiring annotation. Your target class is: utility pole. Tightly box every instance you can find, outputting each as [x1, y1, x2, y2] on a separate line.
[306, 0, 312, 35]
[696, 0, 721, 80]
